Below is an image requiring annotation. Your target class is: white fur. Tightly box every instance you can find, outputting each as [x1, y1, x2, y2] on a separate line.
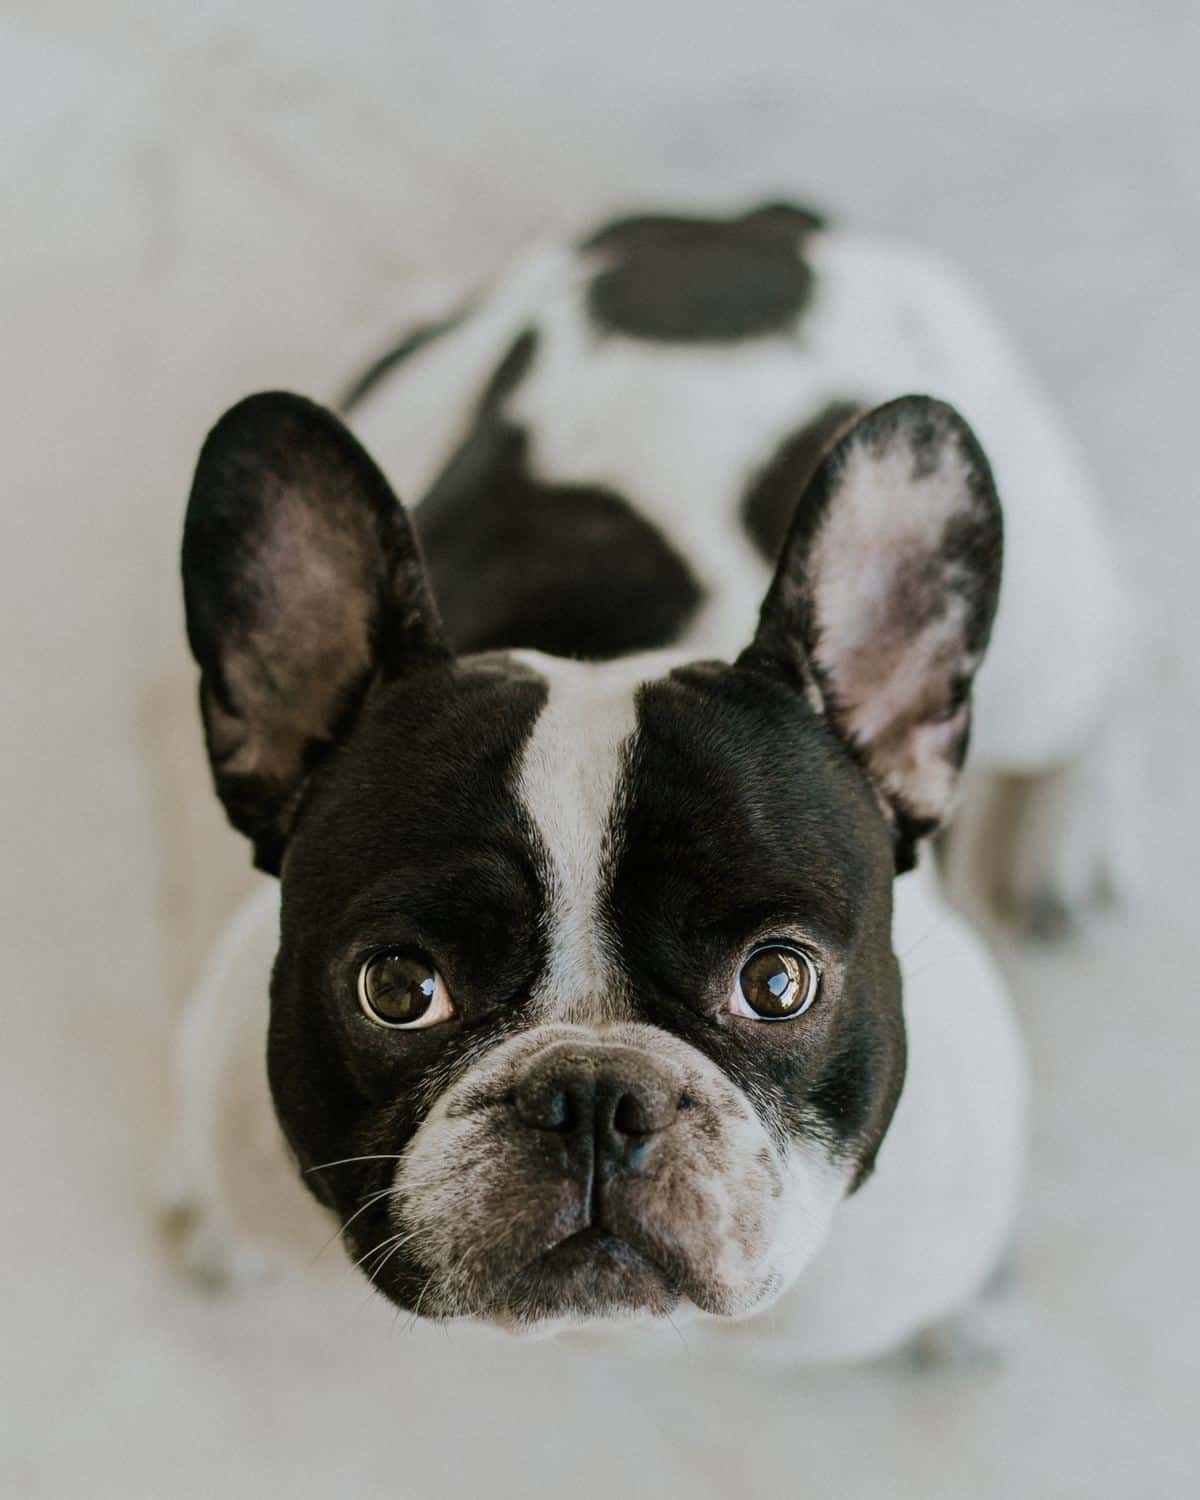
[512, 650, 682, 1023]
[163, 880, 334, 1285]
[352, 243, 577, 504]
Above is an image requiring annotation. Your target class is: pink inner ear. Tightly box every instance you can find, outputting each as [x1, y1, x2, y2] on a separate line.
[216, 483, 378, 785]
[808, 427, 988, 827]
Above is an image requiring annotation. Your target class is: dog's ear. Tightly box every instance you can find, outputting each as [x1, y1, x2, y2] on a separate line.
[740, 396, 1002, 870]
[182, 392, 449, 873]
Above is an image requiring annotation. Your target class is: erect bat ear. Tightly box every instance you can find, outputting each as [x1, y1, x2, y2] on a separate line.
[181, 391, 449, 873]
[740, 396, 1003, 870]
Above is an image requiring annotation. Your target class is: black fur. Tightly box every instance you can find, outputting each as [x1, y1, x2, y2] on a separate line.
[606, 662, 905, 1184]
[742, 399, 866, 563]
[583, 201, 822, 343]
[182, 392, 448, 872]
[416, 332, 703, 658]
[339, 312, 465, 413]
[268, 652, 550, 1299]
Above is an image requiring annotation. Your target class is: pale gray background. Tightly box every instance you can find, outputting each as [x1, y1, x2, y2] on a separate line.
[2, 3, 1197, 1496]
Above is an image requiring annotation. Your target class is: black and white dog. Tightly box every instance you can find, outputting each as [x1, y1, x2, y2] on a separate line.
[171, 205, 1135, 1359]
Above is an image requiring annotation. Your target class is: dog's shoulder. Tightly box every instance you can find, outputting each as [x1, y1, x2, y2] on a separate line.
[344, 205, 996, 506]
[341, 206, 1025, 661]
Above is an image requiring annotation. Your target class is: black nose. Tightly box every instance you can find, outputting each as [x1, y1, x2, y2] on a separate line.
[511, 1042, 679, 1182]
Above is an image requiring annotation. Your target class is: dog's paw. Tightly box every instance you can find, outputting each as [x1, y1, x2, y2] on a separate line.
[1000, 841, 1118, 943]
[946, 717, 1143, 942]
[1005, 760, 1129, 940]
[159, 1198, 275, 1295]
[898, 1259, 1027, 1370]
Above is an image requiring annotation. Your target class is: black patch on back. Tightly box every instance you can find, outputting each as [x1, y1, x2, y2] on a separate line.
[581, 201, 823, 343]
[338, 312, 465, 413]
[741, 400, 866, 563]
[414, 331, 703, 659]
[478, 327, 539, 410]
[603, 661, 905, 1183]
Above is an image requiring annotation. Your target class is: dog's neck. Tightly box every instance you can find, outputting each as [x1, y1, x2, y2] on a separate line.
[412, 404, 712, 664]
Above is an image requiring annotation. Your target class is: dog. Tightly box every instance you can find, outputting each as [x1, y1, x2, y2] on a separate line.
[167, 203, 1136, 1359]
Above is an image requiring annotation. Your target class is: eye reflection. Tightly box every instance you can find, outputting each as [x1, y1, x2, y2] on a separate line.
[729, 945, 817, 1021]
[358, 951, 455, 1029]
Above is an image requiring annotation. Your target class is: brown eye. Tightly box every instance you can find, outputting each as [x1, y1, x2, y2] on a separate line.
[358, 951, 454, 1029]
[729, 946, 818, 1021]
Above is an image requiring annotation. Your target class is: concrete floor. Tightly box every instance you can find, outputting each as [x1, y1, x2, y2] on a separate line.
[3, 3, 1197, 1495]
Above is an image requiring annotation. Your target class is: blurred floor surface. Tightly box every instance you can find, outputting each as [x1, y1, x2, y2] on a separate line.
[2, 3, 1198, 1496]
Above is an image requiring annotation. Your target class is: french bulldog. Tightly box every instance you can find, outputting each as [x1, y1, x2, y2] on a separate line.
[169, 204, 1136, 1358]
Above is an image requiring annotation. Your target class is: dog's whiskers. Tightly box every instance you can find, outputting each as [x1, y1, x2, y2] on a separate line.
[310, 1183, 405, 1266]
[355, 1229, 427, 1310]
[896, 918, 948, 963]
[664, 1308, 691, 1355]
[399, 1272, 437, 1336]
[304, 1153, 406, 1175]
[355, 1227, 422, 1276]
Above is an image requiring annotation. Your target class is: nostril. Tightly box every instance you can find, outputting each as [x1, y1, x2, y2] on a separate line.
[513, 1078, 580, 1133]
[612, 1091, 654, 1137]
[512, 1046, 681, 1141]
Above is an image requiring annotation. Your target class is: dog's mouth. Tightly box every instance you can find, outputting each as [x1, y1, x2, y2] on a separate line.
[356, 1024, 806, 1329]
[494, 1223, 680, 1326]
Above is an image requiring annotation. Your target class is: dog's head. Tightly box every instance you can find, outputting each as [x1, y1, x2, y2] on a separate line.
[182, 391, 1001, 1330]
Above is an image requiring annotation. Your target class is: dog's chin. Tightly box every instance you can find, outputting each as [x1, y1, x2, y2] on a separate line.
[482, 1227, 681, 1336]
[369, 1207, 797, 1335]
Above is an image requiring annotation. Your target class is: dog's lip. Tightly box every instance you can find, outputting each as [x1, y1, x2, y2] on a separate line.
[524, 1217, 676, 1285]
[540, 1224, 637, 1260]
[488, 1220, 679, 1325]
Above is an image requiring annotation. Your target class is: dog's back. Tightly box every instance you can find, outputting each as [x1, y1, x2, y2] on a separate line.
[348, 205, 1133, 776]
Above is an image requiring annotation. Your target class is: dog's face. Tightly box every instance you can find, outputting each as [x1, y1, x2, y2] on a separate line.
[270, 649, 898, 1326]
[182, 391, 1001, 1329]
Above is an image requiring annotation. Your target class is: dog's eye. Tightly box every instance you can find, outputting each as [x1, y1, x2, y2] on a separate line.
[358, 950, 454, 1029]
[729, 945, 818, 1021]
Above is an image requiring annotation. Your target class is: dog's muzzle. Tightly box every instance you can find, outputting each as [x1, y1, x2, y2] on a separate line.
[385, 1020, 801, 1328]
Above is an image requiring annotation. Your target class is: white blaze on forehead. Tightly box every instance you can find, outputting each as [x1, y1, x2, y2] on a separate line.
[514, 650, 683, 1022]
